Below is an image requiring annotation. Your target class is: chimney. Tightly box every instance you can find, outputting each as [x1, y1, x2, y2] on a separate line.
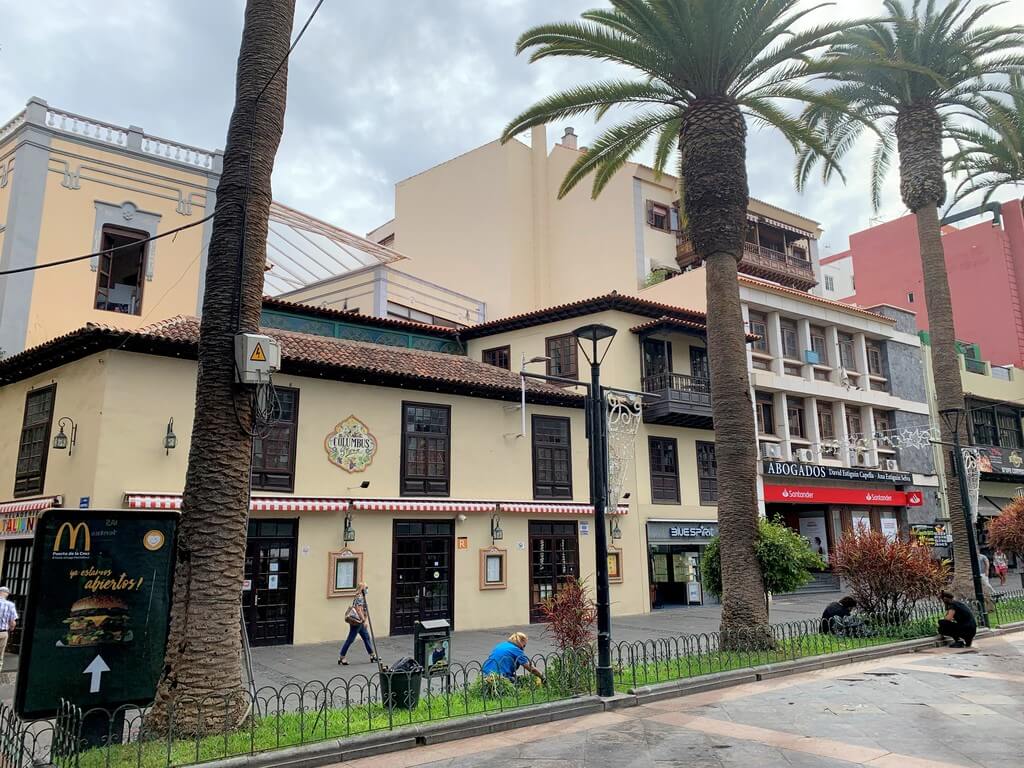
[560, 127, 578, 150]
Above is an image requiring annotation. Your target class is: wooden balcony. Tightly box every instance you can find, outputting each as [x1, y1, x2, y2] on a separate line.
[642, 373, 713, 429]
[676, 234, 818, 291]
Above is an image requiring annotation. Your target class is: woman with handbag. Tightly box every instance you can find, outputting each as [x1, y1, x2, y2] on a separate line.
[338, 583, 377, 665]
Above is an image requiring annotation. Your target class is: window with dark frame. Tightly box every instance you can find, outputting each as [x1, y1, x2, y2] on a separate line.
[251, 388, 299, 491]
[817, 403, 835, 440]
[787, 397, 806, 438]
[874, 410, 894, 436]
[482, 346, 511, 370]
[646, 200, 671, 231]
[95, 225, 147, 315]
[824, 274, 835, 292]
[846, 410, 863, 440]
[545, 334, 578, 379]
[696, 442, 718, 505]
[14, 385, 56, 497]
[997, 408, 1023, 449]
[838, 332, 857, 371]
[532, 415, 573, 499]
[756, 392, 775, 435]
[810, 326, 828, 366]
[401, 402, 451, 496]
[867, 342, 884, 376]
[780, 319, 799, 360]
[748, 311, 769, 354]
[648, 436, 680, 504]
[969, 402, 997, 446]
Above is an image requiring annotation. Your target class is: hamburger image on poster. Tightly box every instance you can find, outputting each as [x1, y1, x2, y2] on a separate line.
[58, 595, 132, 647]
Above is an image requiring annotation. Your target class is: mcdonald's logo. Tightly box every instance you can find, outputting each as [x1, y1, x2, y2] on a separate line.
[53, 522, 91, 553]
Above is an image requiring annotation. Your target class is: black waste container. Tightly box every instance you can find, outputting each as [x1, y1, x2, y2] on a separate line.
[380, 658, 423, 710]
[414, 618, 451, 677]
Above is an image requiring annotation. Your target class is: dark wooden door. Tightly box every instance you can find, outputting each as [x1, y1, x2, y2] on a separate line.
[528, 521, 579, 622]
[1, 540, 33, 653]
[391, 520, 454, 635]
[243, 519, 298, 646]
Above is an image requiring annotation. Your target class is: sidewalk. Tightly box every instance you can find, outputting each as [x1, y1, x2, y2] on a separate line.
[248, 594, 828, 689]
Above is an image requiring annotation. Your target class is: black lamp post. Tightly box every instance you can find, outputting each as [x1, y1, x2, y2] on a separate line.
[938, 407, 988, 625]
[573, 322, 617, 697]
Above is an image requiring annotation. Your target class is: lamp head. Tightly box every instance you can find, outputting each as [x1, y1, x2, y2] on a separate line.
[572, 323, 617, 343]
[52, 428, 68, 451]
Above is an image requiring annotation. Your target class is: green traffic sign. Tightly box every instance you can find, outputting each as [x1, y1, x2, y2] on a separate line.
[15, 509, 178, 719]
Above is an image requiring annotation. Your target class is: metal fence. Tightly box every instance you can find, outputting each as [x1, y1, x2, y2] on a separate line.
[2, 596, 1022, 768]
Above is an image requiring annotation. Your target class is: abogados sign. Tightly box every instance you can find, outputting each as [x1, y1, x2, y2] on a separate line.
[762, 460, 912, 485]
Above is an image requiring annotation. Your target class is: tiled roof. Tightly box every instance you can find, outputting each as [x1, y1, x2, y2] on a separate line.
[0, 317, 582, 406]
[630, 316, 761, 342]
[738, 277, 897, 324]
[461, 291, 709, 340]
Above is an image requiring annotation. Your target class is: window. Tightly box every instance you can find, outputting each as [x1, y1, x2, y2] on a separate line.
[607, 549, 623, 583]
[546, 334, 578, 379]
[696, 442, 718, 505]
[251, 388, 299, 491]
[783, 362, 802, 377]
[874, 410, 894, 435]
[866, 342, 884, 376]
[971, 406, 997, 446]
[824, 274, 835, 292]
[14, 385, 56, 497]
[642, 338, 673, 379]
[780, 319, 799, 360]
[756, 392, 775, 435]
[94, 226, 147, 315]
[648, 437, 680, 504]
[997, 408, 1023, 449]
[907, 291, 914, 304]
[810, 326, 828, 366]
[482, 346, 511, 370]
[387, 302, 462, 328]
[838, 332, 857, 371]
[846, 410, 863, 440]
[401, 402, 451, 496]
[748, 311, 769, 353]
[787, 397, 806, 439]
[480, 548, 507, 589]
[818, 403, 835, 440]
[646, 200, 670, 231]
[327, 550, 363, 597]
[532, 415, 573, 499]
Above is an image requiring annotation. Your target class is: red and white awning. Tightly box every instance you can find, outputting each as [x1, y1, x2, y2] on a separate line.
[0, 495, 63, 515]
[353, 500, 495, 513]
[124, 494, 349, 512]
[499, 502, 629, 516]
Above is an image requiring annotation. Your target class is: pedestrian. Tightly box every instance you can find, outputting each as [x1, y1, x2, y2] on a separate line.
[938, 590, 977, 648]
[0, 586, 17, 674]
[482, 632, 545, 684]
[338, 583, 378, 666]
[820, 596, 857, 634]
[993, 549, 1009, 587]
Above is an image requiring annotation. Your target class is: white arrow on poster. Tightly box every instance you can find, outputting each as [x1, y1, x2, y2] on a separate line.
[83, 655, 110, 694]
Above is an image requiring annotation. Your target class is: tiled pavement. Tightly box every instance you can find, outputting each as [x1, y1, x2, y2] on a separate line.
[334, 630, 1024, 768]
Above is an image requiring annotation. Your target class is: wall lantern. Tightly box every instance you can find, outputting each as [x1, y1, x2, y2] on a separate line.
[52, 417, 77, 456]
[610, 517, 622, 540]
[164, 418, 177, 455]
[343, 513, 356, 543]
[491, 512, 503, 542]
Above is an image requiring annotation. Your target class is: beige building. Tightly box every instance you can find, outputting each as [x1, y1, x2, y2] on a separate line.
[0, 293, 725, 647]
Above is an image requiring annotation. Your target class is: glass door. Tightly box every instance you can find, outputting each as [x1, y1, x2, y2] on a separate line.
[243, 519, 298, 646]
[391, 520, 454, 635]
[0, 541, 33, 653]
[528, 521, 580, 622]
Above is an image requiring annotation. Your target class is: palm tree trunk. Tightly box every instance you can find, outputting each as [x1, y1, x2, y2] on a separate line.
[147, 0, 296, 735]
[680, 99, 770, 647]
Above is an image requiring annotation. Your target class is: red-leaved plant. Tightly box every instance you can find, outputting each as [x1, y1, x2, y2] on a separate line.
[831, 529, 949, 620]
[539, 577, 597, 651]
[988, 497, 1024, 557]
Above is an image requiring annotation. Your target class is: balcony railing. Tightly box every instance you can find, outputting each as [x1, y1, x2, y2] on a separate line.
[642, 373, 713, 428]
[676, 234, 817, 290]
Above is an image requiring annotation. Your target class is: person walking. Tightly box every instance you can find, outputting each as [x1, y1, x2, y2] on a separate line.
[0, 586, 18, 673]
[938, 590, 977, 648]
[993, 549, 1009, 587]
[338, 583, 377, 665]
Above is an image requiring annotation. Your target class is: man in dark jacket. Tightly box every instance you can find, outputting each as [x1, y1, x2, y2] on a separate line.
[938, 590, 977, 648]
[821, 596, 857, 634]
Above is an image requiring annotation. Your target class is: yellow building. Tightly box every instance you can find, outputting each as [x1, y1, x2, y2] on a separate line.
[0, 293, 724, 647]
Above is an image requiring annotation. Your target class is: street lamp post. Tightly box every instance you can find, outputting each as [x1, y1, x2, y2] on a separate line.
[939, 407, 988, 625]
[573, 323, 616, 697]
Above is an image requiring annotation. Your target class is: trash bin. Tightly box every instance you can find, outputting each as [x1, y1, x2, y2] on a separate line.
[380, 657, 423, 710]
[414, 618, 451, 677]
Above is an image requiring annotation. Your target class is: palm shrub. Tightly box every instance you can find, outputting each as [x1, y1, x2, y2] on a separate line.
[502, 0, 861, 646]
[797, 0, 1024, 598]
[987, 496, 1024, 558]
[702, 517, 826, 620]
[538, 577, 596, 694]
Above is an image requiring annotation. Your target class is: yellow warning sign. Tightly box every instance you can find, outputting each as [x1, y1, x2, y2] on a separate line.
[250, 343, 267, 362]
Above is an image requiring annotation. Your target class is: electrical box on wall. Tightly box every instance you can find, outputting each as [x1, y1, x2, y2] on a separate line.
[234, 333, 281, 385]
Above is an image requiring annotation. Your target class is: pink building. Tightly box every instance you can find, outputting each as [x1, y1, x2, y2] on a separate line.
[821, 198, 1024, 366]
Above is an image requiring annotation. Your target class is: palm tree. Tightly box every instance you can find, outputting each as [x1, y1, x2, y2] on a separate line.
[948, 74, 1024, 207]
[148, 0, 296, 734]
[501, 0, 859, 645]
[797, 0, 1024, 598]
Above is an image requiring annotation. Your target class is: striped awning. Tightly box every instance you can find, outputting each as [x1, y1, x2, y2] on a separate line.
[499, 502, 629, 516]
[353, 500, 495, 513]
[124, 494, 349, 512]
[0, 495, 63, 515]
[0, 496, 62, 540]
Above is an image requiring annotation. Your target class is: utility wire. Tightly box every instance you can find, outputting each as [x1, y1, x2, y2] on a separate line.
[0, 213, 214, 276]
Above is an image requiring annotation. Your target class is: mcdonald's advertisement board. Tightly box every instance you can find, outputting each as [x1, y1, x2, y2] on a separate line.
[15, 509, 178, 719]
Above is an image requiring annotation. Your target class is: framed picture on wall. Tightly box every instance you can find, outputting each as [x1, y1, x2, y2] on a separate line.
[480, 548, 507, 589]
[328, 550, 363, 598]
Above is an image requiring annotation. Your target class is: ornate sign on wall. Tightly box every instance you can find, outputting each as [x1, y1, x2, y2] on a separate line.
[324, 416, 378, 473]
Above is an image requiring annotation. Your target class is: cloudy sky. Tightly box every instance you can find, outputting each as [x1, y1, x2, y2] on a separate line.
[2, 0, 1023, 257]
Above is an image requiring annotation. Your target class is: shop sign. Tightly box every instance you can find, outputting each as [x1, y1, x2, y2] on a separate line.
[0, 513, 37, 540]
[764, 484, 922, 507]
[646, 521, 720, 543]
[15, 509, 178, 719]
[912, 522, 951, 546]
[324, 416, 378, 473]
[763, 460, 912, 484]
[977, 447, 1024, 477]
